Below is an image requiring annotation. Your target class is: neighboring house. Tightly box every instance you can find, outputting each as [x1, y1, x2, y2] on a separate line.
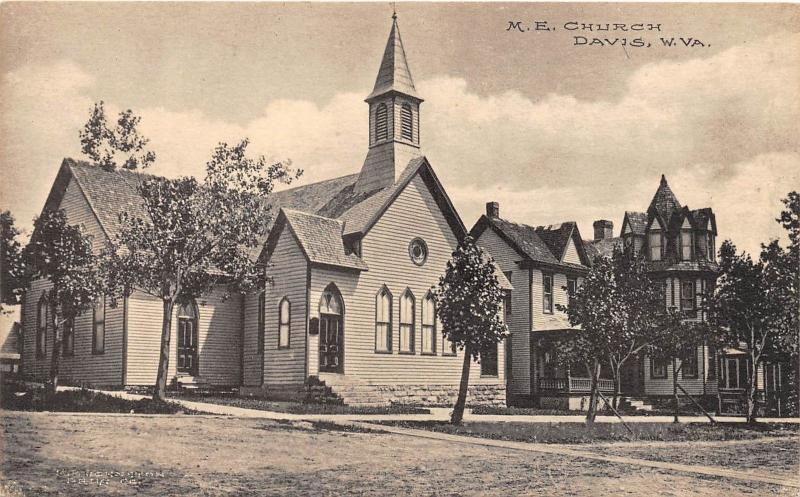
[20, 16, 511, 406]
[586, 175, 788, 415]
[471, 202, 594, 408]
[1, 321, 21, 377]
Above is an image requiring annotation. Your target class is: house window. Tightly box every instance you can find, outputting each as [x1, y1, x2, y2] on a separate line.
[542, 350, 557, 378]
[375, 287, 392, 353]
[480, 342, 498, 377]
[401, 103, 413, 141]
[92, 297, 105, 354]
[503, 271, 513, 317]
[399, 289, 415, 354]
[278, 297, 290, 349]
[63, 316, 74, 356]
[651, 357, 668, 379]
[706, 233, 715, 261]
[375, 103, 388, 141]
[36, 294, 47, 357]
[421, 292, 436, 355]
[567, 278, 577, 306]
[649, 230, 662, 261]
[681, 279, 695, 316]
[542, 274, 554, 314]
[257, 292, 265, 354]
[681, 230, 693, 261]
[681, 347, 698, 379]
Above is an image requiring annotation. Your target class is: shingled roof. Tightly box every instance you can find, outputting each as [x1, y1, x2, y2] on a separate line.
[648, 174, 682, 224]
[584, 237, 622, 260]
[365, 15, 421, 101]
[623, 211, 648, 236]
[471, 216, 590, 271]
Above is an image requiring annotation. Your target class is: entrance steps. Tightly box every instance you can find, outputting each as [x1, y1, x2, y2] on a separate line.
[621, 397, 654, 412]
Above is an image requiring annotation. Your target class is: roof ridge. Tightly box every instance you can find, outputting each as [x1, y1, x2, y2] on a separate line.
[282, 207, 342, 224]
[272, 172, 360, 196]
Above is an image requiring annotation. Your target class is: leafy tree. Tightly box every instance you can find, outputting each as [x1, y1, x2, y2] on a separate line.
[79, 101, 156, 172]
[706, 240, 790, 423]
[103, 139, 298, 400]
[557, 249, 678, 424]
[24, 209, 104, 396]
[434, 236, 508, 425]
[1, 211, 28, 309]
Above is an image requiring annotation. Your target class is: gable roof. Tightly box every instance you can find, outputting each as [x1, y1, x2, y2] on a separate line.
[471, 216, 590, 271]
[584, 237, 622, 260]
[622, 211, 648, 236]
[264, 209, 369, 271]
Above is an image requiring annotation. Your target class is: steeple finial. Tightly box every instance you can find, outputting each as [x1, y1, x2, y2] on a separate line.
[392, 3, 397, 20]
[660, 174, 668, 186]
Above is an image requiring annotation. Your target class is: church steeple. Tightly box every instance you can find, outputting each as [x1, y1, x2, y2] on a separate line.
[354, 14, 424, 194]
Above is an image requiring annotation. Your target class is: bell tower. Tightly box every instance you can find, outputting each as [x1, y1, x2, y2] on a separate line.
[354, 14, 424, 194]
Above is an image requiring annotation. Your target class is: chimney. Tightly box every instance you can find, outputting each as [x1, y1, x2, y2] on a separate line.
[593, 220, 613, 241]
[486, 202, 500, 218]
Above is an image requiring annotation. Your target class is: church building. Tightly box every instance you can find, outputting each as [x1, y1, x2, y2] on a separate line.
[20, 16, 510, 406]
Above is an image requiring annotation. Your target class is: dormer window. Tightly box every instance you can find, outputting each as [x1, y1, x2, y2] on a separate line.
[400, 103, 413, 141]
[680, 230, 693, 261]
[648, 230, 662, 261]
[375, 103, 388, 141]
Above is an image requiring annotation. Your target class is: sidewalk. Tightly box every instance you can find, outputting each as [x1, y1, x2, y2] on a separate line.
[84, 387, 800, 424]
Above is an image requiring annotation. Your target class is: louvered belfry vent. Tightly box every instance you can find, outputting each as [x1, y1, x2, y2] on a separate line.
[401, 104, 413, 141]
[376, 103, 388, 141]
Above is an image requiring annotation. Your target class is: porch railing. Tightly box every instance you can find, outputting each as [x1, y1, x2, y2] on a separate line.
[538, 377, 616, 393]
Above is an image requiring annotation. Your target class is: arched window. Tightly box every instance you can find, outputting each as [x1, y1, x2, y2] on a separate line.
[176, 300, 198, 374]
[278, 297, 291, 349]
[375, 286, 392, 353]
[92, 296, 106, 354]
[399, 289, 415, 354]
[319, 288, 342, 316]
[375, 103, 388, 141]
[36, 294, 47, 357]
[421, 292, 436, 355]
[401, 103, 413, 141]
[257, 292, 265, 354]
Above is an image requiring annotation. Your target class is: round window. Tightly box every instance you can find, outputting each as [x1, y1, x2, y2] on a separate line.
[408, 238, 428, 266]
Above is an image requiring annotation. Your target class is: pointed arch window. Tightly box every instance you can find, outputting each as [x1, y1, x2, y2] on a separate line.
[421, 292, 436, 355]
[399, 289, 415, 354]
[92, 296, 106, 355]
[375, 287, 392, 353]
[36, 294, 47, 357]
[278, 297, 291, 349]
[401, 103, 413, 141]
[375, 103, 388, 141]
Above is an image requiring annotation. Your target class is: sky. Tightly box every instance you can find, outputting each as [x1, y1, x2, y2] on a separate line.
[1, 2, 798, 256]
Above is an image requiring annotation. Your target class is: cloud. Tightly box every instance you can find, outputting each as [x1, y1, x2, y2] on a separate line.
[2, 31, 797, 258]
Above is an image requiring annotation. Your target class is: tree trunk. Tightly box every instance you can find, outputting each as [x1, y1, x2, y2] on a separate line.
[612, 364, 622, 410]
[673, 357, 680, 423]
[451, 342, 472, 425]
[47, 307, 62, 400]
[746, 353, 758, 424]
[154, 299, 175, 401]
[585, 360, 601, 426]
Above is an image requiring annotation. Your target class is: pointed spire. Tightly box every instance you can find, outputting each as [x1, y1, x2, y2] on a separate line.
[649, 174, 681, 222]
[365, 14, 422, 101]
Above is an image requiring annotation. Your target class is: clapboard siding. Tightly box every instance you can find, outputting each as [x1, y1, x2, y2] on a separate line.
[307, 174, 504, 386]
[476, 228, 530, 395]
[126, 287, 241, 386]
[262, 228, 308, 387]
[242, 292, 262, 387]
[643, 345, 710, 396]
[60, 177, 107, 253]
[21, 278, 123, 386]
[531, 270, 574, 331]
[562, 238, 581, 265]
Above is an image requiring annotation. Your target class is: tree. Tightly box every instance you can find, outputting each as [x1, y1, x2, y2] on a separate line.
[79, 101, 156, 172]
[103, 139, 298, 400]
[434, 236, 508, 425]
[1, 211, 28, 309]
[706, 240, 790, 423]
[557, 249, 677, 424]
[24, 209, 104, 396]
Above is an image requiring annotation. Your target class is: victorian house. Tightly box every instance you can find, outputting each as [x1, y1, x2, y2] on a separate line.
[20, 16, 511, 407]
